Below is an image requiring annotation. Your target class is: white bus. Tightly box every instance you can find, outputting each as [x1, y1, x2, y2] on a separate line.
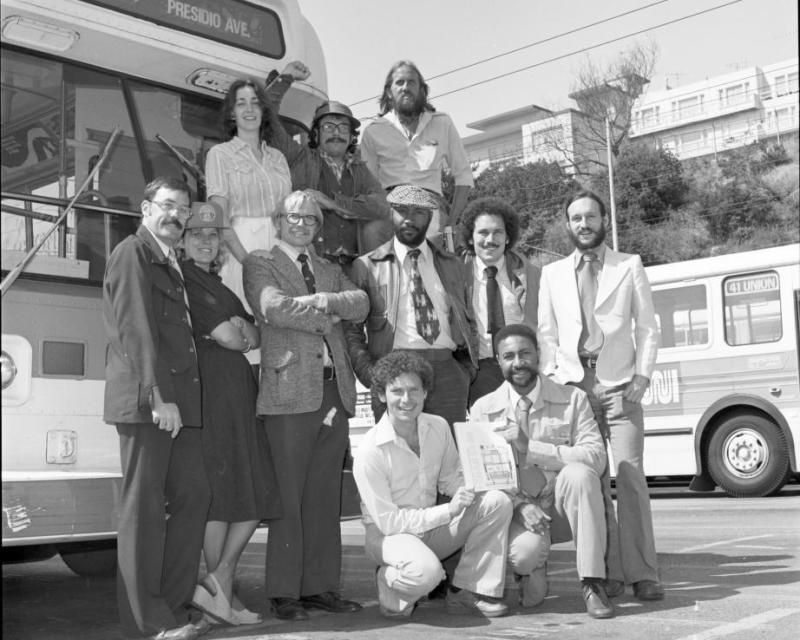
[1, 0, 327, 575]
[642, 243, 800, 497]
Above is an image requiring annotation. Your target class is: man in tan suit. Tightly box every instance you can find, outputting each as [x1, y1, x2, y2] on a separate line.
[243, 191, 369, 621]
[538, 190, 663, 601]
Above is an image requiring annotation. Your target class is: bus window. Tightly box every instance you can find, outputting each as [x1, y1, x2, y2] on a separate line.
[723, 271, 783, 345]
[653, 284, 709, 348]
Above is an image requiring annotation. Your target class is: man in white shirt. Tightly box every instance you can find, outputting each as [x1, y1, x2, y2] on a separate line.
[459, 197, 540, 406]
[353, 350, 512, 619]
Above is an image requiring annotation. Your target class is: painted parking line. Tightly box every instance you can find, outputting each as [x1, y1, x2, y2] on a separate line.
[671, 607, 800, 640]
[676, 534, 774, 554]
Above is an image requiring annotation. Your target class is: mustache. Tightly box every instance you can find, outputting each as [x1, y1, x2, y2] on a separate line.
[328, 137, 347, 143]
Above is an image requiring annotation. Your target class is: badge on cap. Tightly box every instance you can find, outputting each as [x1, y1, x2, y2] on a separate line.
[186, 201, 227, 229]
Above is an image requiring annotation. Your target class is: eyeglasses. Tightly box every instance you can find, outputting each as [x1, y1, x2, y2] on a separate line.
[319, 122, 351, 135]
[283, 212, 319, 226]
[151, 200, 192, 218]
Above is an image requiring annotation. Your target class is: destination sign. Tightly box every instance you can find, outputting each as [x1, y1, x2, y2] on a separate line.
[83, 0, 285, 58]
[724, 272, 779, 296]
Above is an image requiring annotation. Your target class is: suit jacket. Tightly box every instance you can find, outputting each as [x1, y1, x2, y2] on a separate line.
[103, 226, 201, 426]
[463, 249, 541, 335]
[538, 247, 659, 386]
[242, 246, 369, 415]
[344, 239, 479, 388]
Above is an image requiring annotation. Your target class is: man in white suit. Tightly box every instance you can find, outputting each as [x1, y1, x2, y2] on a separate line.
[538, 190, 664, 602]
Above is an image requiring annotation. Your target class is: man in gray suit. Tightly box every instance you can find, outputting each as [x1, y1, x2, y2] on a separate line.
[243, 191, 369, 621]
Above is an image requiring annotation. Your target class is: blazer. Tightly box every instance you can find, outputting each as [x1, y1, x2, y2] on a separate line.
[538, 247, 659, 386]
[463, 249, 541, 334]
[242, 246, 369, 415]
[103, 226, 201, 426]
[344, 239, 479, 388]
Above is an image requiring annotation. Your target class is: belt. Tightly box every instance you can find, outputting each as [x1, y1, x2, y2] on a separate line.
[579, 354, 599, 369]
[323, 366, 336, 380]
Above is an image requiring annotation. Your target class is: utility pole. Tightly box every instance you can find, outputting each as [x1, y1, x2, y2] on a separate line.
[605, 117, 619, 251]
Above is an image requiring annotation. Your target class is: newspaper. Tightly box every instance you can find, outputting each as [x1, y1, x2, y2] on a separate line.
[453, 422, 518, 492]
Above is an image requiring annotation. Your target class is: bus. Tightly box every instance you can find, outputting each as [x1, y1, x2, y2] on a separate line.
[1, 0, 328, 575]
[641, 243, 800, 497]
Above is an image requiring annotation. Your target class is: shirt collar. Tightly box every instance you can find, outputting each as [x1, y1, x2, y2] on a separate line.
[276, 239, 309, 264]
[230, 135, 266, 156]
[573, 243, 607, 270]
[506, 376, 541, 408]
[141, 224, 171, 259]
[474, 253, 506, 281]
[384, 109, 433, 138]
[393, 238, 432, 266]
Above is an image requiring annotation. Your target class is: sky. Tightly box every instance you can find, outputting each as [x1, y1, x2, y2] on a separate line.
[297, 0, 798, 136]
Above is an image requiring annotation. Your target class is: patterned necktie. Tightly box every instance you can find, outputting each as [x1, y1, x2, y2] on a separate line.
[577, 252, 603, 353]
[297, 253, 316, 294]
[167, 249, 192, 329]
[407, 249, 440, 345]
[515, 395, 547, 497]
[485, 265, 505, 337]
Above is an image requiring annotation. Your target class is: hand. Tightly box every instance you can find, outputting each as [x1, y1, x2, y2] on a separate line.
[282, 61, 310, 81]
[305, 189, 338, 211]
[295, 294, 321, 309]
[329, 314, 341, 324]
[515, 502, 551, 534]
[447, 487, 475, 517]
[623, 374, 650, 403]
[493, 417, 519, 443]
[152, 400, 183, 439]
[229, 315, 246, 330]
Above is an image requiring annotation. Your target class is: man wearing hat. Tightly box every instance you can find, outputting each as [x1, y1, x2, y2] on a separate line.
[345, 184, 478, 429]
[242, 191, 369, 622]
[264, 62, 392, 268]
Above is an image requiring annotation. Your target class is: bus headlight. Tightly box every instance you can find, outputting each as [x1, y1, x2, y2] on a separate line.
[1, 350, 17, 389]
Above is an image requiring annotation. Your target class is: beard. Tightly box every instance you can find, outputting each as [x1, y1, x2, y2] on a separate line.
[503, 364, 538, 389]
[568, 222, 606, 250]
[395, 222, 428, 247]
[394, 91, 426, 118]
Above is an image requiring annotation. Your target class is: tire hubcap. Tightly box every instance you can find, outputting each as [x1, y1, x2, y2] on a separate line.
[722, 428, 768, 478]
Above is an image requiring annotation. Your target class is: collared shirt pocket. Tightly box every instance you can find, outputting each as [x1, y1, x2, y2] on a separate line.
[412, 141, 438, 171]
[538, 416, 573, 445]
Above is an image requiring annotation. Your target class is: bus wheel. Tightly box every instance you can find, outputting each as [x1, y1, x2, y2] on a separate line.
[58, 541, 117, 577]
[707, 413, 790, 498]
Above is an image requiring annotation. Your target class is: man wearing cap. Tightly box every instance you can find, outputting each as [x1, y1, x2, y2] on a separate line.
[242, 190, 369, 622]
[264, 62, 392, 268]
[103, 177, 210, 640]
[345, 184, 478, 429]
[359, 61, 474, 246]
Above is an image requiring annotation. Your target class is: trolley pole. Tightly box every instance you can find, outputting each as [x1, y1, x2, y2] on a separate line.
[605, 117, 619, 251]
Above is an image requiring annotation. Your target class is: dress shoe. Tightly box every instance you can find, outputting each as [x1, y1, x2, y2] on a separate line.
[190, 574, 236, 626]
[151, 619, 209, 640]
[634, 579, 665, 601]
[581, 579, 615, 619]
[515, 565, 548, 608]
[301, 591, 362, 613]
[446, 588, 509, 618]
[604, 578, 626, 598]
[271, 597, 309, 621]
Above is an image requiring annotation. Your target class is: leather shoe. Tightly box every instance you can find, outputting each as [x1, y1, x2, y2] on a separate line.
[151, 618, 210, 640]
[301, 591, 362, 613]
[446, 588, 508, 618]
[634, 579, 665, 601]
[604, 578, 625, 598]
[581, 580, 615, 619]
[271, 597, 309, 621]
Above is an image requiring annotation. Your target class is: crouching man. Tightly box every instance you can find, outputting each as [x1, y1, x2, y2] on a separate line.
[470, 324, 614, 619]
[352, 351, 512, 619]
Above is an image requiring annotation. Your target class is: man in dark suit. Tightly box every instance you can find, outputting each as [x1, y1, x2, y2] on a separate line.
[104, 177, 210, 640]
[242, 190, 369, 621]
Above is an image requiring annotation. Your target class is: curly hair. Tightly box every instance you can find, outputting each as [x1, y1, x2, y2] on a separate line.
[459, 197, 520, 252]
[220, 78, 276, 142]
[378, 60, 435, 116]
[563, 189, 606, 220]
[370, 351, 434, 398]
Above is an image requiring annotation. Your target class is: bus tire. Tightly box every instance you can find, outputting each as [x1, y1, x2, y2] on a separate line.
[707, 413, 790, 498]
[58, 541, 117, 577]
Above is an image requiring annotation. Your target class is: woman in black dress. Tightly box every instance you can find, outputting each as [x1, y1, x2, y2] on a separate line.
[181, 202, 281, 626]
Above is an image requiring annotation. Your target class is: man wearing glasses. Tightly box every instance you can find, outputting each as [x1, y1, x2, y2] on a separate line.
[103, 177, 211, 640]
[264, 62, 392, 270]
[242, 191, 369, 621]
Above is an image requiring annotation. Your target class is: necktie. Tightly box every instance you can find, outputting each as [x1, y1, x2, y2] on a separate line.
[167, 249, 192, 329]
[485, 265, 505, 337]
[577, 252, 603, 354]
[515, 395, 547, 497]
[297, 253, 316, 294]
[407, 249, 440, 345]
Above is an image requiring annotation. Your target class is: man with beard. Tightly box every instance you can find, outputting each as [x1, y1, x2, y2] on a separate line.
[470, 324, 612, 618]
[360, 61, 473, 246]
[459, 197, 540, 407]
[537, 190, 663, 602]
[103, 177, 211, 640]
[264, 62, 392, 267]
[344, 184, 478, 429]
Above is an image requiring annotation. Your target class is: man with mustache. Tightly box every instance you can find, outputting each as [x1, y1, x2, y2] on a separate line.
[264, 62, 391, 269]
[103, 177, 211, 640]
[470, 324, 612, 618]
[345, 184, 478, 429]
[538, 190, 663, 602]
[360, 61, 474, 247]
[459, 197, 541, 407]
